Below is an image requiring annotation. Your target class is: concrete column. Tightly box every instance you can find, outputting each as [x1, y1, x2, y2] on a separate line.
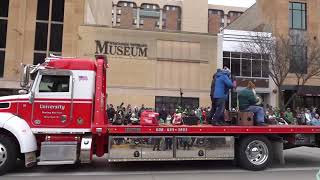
[136, 7, 140, 28]
[216, 33, 223, 69]
[113, 5, 117, 26]
[84, 0, 112, 26]
[182, 0, 208, 33]
[5, 0, 28, 80]
[159, 9, 163, 30]
[224, 14, 228, 27]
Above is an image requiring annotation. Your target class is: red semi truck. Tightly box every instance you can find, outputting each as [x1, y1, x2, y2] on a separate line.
[0, 55, 319, 175]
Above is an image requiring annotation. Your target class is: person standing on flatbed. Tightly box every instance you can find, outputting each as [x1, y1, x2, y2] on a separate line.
[211, 68, 234, 126]
[238, 81, 267, 126]
[208, 70, 218, 123]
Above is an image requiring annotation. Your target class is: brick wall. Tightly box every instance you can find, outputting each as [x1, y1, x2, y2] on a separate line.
[142, 18, 157, 30]
[119, 6, 134, 28]
[229, 15, 240, 23]
[228, 12, 242, 24]
[208, 14, 222, 33]
[236, 78, 269, 88]
[165, 9, 179, 30]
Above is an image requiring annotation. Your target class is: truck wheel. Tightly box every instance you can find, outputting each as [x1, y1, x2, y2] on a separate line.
[237, 136, 272, 171]
[0, 134, 18, 175]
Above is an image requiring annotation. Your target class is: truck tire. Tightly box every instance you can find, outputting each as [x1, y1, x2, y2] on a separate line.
[237, 136, 272, 171]
[0, 134, 18, 175]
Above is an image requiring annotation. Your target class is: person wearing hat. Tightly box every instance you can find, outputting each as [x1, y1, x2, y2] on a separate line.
[238, 81, 267, 126]
[211, 67, 234, 125]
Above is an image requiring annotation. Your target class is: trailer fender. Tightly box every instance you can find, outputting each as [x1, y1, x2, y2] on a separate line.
[0, 113, 37, 153]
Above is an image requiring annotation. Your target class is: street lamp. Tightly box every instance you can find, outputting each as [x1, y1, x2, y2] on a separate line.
[180, 88, 183, 107]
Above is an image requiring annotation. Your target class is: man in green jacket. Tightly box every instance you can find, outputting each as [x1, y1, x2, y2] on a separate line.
[238, 81, 266, 126]
[284, 108, 294, 124]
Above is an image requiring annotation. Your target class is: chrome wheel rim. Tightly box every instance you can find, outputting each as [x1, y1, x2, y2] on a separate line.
[0, 143, 7, 167]
[245, 140, 268, 165]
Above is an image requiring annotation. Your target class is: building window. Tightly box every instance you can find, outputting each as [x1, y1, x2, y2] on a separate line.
[163, 5, 181, 30]
[208, 9, 224, 33]
[34, 0, 65, 65]
[0, 0, 9, 78]
[155, 96, 199, 115]
[289, 2, 306, 30]
[223, 51, 269, 78]
[227, 11, 242, 25]
[289, 45, 307, 73]
[140, 3, 160, 30]
[115, 1, 137, 28]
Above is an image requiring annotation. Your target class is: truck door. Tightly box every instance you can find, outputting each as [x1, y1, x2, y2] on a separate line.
[32, 70, 74, 128]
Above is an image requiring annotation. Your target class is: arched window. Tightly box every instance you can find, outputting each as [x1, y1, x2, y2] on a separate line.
[140, 3, 160, 30]
[114, 1, 137, 28]
[208, 9, 224, 33]
[163, 5, 181, 30]
[227, 11, 242, 25]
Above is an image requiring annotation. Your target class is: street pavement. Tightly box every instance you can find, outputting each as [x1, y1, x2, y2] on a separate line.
[2, 146, 320, 180]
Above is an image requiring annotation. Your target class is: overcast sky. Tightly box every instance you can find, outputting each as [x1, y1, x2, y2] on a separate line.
[208, 0, 256, 7]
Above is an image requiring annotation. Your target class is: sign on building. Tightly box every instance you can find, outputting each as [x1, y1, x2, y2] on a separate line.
[95, 40, 148, 57]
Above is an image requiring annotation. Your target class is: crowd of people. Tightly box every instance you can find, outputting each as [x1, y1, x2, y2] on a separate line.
[264, 106, 320, 126]
[106, 103, 147, 125]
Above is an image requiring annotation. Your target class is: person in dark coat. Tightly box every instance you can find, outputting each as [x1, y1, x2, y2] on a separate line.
[212, 68, 234, 125]
[208, 70, 218, 123]
[107, 104, 116, 121]
[159, 106, 168, 123]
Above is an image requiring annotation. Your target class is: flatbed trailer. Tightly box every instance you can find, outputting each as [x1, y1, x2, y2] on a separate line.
[107, 124, 320, 134]
[105, 124, 320, 170]
[0, 55, 319, 175]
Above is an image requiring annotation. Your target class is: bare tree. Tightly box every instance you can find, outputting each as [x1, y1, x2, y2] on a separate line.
[242, 32, 292, 109]
[243, 31, 320, 109]
[284, 32, 320, 107]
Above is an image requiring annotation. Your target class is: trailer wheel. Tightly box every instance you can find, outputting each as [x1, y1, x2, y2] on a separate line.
[237, 136, 272, 171]
[0, 134, 18, 175]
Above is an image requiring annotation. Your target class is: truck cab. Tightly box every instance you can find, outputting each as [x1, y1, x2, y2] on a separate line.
[0, 58, 97, 132]
[0, 56, 107, 175]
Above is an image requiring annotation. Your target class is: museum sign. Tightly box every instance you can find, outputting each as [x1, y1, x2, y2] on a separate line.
[95, 40, 148, 57]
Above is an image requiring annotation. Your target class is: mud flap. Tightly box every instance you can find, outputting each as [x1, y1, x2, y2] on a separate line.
[272, 141, 285, 165]
[25, 151, 37, 167]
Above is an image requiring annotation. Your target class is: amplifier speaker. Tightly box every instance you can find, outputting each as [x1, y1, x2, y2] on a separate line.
[237, 112, 254, 126]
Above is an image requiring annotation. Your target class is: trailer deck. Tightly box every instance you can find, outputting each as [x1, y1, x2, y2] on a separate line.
[107, 125, 320, 134]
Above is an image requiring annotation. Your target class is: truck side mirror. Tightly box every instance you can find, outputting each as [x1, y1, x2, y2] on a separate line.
[18, 89, 28, 95]
[20, 64, 30, 88]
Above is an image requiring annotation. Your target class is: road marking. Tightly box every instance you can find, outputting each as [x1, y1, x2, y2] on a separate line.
[5, 167, 320, 177]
